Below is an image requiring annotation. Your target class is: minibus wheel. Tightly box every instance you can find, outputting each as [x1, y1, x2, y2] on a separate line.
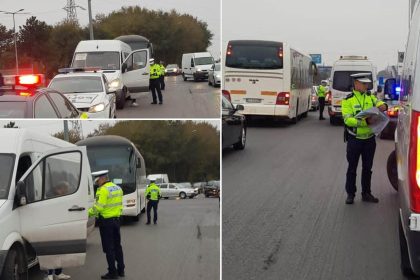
[0, 247, 27, 280]
[387, 150, 398, 191]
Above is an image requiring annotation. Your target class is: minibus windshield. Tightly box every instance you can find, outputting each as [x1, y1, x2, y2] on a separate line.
[0, 154, 16, 199]
[72, 52, 120, 70]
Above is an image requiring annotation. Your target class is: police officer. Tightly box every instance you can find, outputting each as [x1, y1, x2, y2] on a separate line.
[159, 61, 166, 90]
[149, 58, 163, 104]
[342, 73, 387, 204]
[145, 178, 161, 225]
[89, 170, 125, 279]
[317, 80, 328, 120]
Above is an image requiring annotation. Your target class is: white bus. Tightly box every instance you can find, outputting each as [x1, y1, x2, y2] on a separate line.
[223, 40, 316, 123]
[76, 135, 147, 222]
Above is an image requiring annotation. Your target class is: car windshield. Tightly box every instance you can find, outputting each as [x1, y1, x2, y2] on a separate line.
[0, 154, 16, 199]
[167, 64, 178, 68]
[49, 76, 103, 94]
[195, 57, 214, 65]
[226, 43, 283, 69]
[214, 64, 221, 71]
[86, 146, 136, 194]
[72, 52, 120, 70]
[333, 71, 373, 92]
[0, 102, 26, 118]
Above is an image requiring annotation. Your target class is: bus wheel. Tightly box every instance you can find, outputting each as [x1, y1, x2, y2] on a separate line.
[0, 247, 27, 280]
[291, 102, 299, 124]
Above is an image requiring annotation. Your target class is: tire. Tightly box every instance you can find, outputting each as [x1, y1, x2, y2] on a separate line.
[179, 192, 187, 199]
[387, 150, 398, 191]
[116, 88, 126, 109]
[132, 214, 140, 222]
[0, 247, 27, 280]
[399, 216, 416, 276]
[291, 101, 299, 124]
[233, 127, 246, 150]
[164, 197, 169, 200]
[330, 116, 336, 125]
[183, 74, 187, 81]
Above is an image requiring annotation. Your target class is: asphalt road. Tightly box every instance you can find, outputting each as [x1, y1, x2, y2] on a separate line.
[29, 195, 220, 280]
[117, 76, 220, 118]
[222, 111, 409, 280]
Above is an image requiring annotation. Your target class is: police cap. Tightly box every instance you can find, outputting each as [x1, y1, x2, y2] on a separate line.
[351, 73, 372, 83]
[92, 170, 109, 178]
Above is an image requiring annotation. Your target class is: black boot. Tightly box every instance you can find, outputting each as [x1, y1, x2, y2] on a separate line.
[101, 273, 118, 279]
[362, 193, 379, 203]
[345, 194, 355, 204]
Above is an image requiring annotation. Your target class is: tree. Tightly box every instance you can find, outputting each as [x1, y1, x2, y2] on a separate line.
[0, 24, 14, 69]
[53, 129, 82, 144]
[3, 121, 18, 128]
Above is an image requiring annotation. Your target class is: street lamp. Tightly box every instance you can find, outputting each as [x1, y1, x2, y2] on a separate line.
[0, 9, 29, 74]
[88, 0, 94, 40]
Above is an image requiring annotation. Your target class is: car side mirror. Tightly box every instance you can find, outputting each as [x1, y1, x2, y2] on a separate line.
[236, 104, 244, 111]
[122, 63, 127, 73]
[15, 181, 27, 206]
[377, 85, 383, 93]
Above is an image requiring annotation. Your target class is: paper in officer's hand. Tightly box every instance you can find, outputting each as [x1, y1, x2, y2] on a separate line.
[355, 107, 390, 136]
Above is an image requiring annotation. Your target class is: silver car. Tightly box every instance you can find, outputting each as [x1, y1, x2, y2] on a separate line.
[208, 63, 221, 87]
[158, 183, 198, 199]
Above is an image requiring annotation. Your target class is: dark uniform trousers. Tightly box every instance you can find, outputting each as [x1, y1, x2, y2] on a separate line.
[98, 218, 125, 275]
[160, 75, 165, 90]
[150, 79, 162, 103]
[318, 97, 325, 118]
[147, 200, 158, 223]
[345, 135, 376, 195]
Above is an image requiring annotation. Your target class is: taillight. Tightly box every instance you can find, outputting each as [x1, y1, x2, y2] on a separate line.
[387, 107, 399, 118]
[326, 92, 332, 103]
[15, 74, 42, 86]
[222, 90, 231, 101]
[226, 45, 233, 56]
[276, 92, 290, 105]
[408, 110, 420, 213]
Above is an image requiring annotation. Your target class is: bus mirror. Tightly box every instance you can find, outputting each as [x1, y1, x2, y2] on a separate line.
[15, 181, 27, 206]
[136, 158, 141, 168]
[122, 63, 128, 73]
[377, 85, 383, 93]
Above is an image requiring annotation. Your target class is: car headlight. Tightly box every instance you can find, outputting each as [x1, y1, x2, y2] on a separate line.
[197, 68, 202, 72]
[109, 79, 121, 89]
[88, 103, 105, 113]
[216, 74, 221, 78]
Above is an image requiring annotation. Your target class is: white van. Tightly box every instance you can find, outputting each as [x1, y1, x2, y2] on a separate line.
[71, 40, 150, 109]
[147, 174, 169, 184]
[182, 52, 214, 81]
[328, 56, 378, 125]
[0, 129, 93, 277]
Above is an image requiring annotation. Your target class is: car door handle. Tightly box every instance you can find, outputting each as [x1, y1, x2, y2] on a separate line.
[68, 205, 86, 212]
[142, 72, 149, 75]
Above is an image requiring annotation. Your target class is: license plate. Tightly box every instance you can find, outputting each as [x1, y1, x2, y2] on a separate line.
[246, 98, 261, 103]
[334, 100, 342, 105]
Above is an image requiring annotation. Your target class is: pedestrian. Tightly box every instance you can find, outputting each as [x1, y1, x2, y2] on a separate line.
[149, 58, 163, 104]
[342, 73, 387, 204]
[44, 269, 71, 280]
[317, 80, 328, 120]
[145, 178, 161, 225]
[88, 170, 125, 279]
[159, 60, 166, 90]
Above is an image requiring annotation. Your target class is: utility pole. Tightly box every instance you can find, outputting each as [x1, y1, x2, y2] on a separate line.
[64, 120, 69, 142]
[0, 9, 28, 75]
[88, 0, 94, 40]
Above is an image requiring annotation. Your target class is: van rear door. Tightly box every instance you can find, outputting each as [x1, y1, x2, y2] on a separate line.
[122, 49, 150, 93]
[16, 146, 89, 270]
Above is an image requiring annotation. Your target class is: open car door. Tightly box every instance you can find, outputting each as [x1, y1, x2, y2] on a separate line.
[16, 146, 90, 270]
[122, 49, 150, 93]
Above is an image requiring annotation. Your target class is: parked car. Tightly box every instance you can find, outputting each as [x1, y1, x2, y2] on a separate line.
[311, 86, 319, 111]
[158, 183, 197, 199]
[208, 63, 221, 87]
[204, 180, 220, 198]
[387, 4, 420, 276]
[222, 95, 246, 150]
[165, 64, 180, 76]
[0, 74, 82, 118]
[49, 69, 116, 118]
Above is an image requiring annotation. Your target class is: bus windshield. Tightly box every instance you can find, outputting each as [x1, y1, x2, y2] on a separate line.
[226, 44, 283, 69]
[333, 71, 373, 92]
[0, 154, 16, 199]
[72, 52, 120, 70]
[86, 146, 136, 194]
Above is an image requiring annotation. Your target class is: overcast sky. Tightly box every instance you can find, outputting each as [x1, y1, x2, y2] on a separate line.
[0, 120, 220, 137]
[0, 0, 220, 58]
[223, 0, 409, 70]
